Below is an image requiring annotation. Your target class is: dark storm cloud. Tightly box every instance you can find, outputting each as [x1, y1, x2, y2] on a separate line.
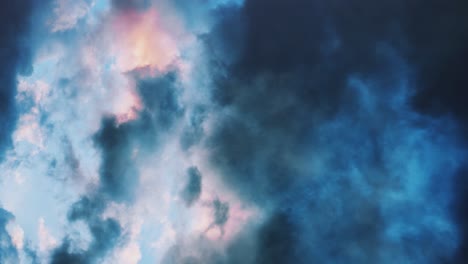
[181, 166, 202, 206]
[136, 72, 184, 130]
[51, 243, 87, 264]
[253, 211, 302, 264]
[399, 4, 468, 261]
[0, 1, 41, 160]
[194, 0, 468, 263]
[451, 166, 468, 263]
[407, 0, 468, 128]
[384, 1, 468, 262]
[93, 117, 139, 202]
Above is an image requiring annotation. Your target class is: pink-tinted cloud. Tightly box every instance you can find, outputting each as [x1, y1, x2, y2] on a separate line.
[109, 8, 179, 73]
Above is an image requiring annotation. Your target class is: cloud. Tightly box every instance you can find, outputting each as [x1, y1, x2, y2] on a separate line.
[180, 106, 207, 150]
[0, 208, 43, 264]
[50, 0, 91, 32]
[91, 72, 183, 202]
[50, 196, 122, 263]
[108, 8, 180, 72]
[93, 118, 140, 202]
[111, 0, 150, 11]
[0, 208, 19, 263]
[206, 198, 229, 237]
[0, 1, 47, 160]
[161, 236, 225, 264]
[1, 0, 468, 263]
[50, 69, 186, 262]
[181, 167, 203, 207]
[38, 218, 57, 252]
[194, 0, 468, 263]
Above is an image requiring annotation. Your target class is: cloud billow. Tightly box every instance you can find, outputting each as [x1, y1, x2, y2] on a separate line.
[50, 196, 121, 264]
[1, 0, 468, 263]
[181, 167, 203, 207]
[0, 1, 44, 160]
[50, 71, 184, 263]
[199, 0, 468, 263]
[0, 208, 19, 263]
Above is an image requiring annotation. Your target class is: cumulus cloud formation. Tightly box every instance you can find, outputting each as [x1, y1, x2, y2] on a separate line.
[50, 0, 91, 32]
[0, 1, 49, 159]
[50, 196, 122, 263]
[0, 0, 468, 263]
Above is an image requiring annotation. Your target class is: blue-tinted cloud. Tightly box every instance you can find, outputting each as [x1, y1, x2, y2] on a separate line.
[1, 0, 468, 263]
[0, 1, 50, 159]
[0, 208, 19, 263]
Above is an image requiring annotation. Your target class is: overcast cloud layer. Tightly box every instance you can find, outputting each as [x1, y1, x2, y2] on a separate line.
[1, 0, 468, 263]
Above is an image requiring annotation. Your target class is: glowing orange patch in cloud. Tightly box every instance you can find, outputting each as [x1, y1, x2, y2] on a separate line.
[111, 8, 179, 73]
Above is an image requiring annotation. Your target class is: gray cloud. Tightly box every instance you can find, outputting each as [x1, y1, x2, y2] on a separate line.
[0, 208, 19, 263]
[187, 0, 468, 263]
[180, 106, 206, 150]
[2, 0, 467, 263]
[111, 0, 150, 11]
[0, 1, 51, 160]
[50, 196, 122, 264]
[181, 167, 202, 207]
[51, 71, 185, 262]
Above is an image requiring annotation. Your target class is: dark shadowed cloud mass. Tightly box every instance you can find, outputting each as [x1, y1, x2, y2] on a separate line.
[181, 167, 202, 207]
[0, 1, 43, 159]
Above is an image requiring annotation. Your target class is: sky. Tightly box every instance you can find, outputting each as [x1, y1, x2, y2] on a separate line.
[0, 0, 468, 263]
